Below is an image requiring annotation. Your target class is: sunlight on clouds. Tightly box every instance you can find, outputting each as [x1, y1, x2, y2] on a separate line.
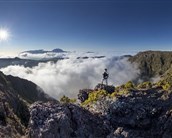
[1, 57, 140, 99]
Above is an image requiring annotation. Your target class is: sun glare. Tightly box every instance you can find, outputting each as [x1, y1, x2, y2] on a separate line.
[0, 29, 10, 41]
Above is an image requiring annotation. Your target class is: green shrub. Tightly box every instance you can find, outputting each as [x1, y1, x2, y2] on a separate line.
[82, 90, 107, 105]
[156, 80, 171, 91]
[137, 81, 152, 89]
[118, 90, 130, 95]
[162, 83, 171, 91]
[70, 98, 77, 103]
[110, 92, 118, 98]
[60, 95, 76, 104]
[124, 81, 134, 89]
[110, 89, 130, 98]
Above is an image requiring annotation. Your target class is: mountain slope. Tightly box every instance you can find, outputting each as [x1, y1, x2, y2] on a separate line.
[0, 71, 54, 104]
[129, 51, 172, 80]
[0, 71, 56, 137]
[6, 75, 54, 104]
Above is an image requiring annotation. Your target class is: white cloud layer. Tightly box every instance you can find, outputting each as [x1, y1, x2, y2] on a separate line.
[18, 51, 105, 60]
[18, 50, 137, 60]
[0, 56, 139, 99]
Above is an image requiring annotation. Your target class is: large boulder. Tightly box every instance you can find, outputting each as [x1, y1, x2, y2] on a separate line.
[28, 102, 111, 138]
[68, 104, 111, 138]
[78, 89, 93, 102]
[94, 83, 115, 94]
[28, 102, 73, 138]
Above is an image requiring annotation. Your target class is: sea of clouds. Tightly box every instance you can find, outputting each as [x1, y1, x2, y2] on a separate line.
[0, 52, 140, 99]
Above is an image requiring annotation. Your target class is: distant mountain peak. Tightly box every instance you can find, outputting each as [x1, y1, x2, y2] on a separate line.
[21, 48, 65, 54]
[52, 48, 65, 53]
[21, 49, 45, 54]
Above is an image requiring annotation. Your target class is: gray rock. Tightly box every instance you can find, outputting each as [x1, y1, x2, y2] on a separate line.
[95, 84, 115, 94]
[78, 89, 93, 103]
[28, 102, 111, 138]
[28, 102, 73, 138]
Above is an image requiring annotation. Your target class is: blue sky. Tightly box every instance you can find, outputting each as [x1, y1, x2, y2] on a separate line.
[0, 0, 172, 55]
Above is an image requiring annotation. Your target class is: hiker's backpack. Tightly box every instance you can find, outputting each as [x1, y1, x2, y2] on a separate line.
[103, 72, 109, 79]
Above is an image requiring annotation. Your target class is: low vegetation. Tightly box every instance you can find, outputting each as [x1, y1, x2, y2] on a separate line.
[137, 81, 152, 89]
[60, 95, 77, 104]
[124, 81, 135, 89]
[82, 90, 108, 105]
[81, 76, 172, 105]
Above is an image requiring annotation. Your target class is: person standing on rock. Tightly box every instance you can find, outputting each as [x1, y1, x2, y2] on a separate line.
[102, 68, 109, 85]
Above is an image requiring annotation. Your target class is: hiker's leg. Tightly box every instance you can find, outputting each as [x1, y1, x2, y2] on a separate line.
[106, 79, 108, 85]
[102, 79, 104, 84]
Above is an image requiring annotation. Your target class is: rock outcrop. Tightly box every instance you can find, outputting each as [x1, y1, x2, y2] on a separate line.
[28, 102, 110, 138]
[78, 84, 115, 103]
[28, 101, 72, 138]
[94, 83, 115, 94]
[28, 82, 172, 138]
[78, 89, 93, 103]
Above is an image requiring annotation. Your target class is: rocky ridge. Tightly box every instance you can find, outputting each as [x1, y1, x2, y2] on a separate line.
[0, 71, 54, 137]
[28, 80, 172, 138]
[129, 51, 172, 81]
[1, 51, 172, 137]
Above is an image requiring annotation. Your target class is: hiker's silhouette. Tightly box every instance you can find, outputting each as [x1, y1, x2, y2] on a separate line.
[102, 68, 109, 85]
